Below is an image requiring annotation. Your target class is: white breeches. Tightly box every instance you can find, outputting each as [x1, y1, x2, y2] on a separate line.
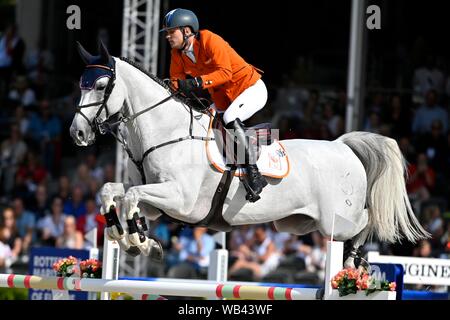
[220, 79, 268, 125]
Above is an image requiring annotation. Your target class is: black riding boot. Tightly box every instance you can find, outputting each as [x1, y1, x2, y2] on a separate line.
[226, 118, 268, 200]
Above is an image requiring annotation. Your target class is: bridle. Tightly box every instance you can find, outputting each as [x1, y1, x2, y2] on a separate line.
[75, 61, 215, 184]
[76, 64, 117, 135]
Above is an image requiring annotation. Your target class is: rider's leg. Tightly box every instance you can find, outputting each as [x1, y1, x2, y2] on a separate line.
[222, 79, 268, 125]
[223, 79, 268, 199]
[226, 118, 268, 196]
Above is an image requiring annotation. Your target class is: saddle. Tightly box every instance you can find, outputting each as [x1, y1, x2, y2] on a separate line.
[206, 111, 290, 178]
[196, 110, 290, 232]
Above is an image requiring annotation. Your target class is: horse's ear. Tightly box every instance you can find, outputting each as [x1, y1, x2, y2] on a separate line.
[76, 41, 93, 65]
[99, 40, 111, 63]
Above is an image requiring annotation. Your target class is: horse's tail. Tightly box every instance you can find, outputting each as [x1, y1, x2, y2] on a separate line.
[338, 131, 430, 243]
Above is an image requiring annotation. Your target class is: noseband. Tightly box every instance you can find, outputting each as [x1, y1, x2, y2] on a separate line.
[76, 64, 116, 134]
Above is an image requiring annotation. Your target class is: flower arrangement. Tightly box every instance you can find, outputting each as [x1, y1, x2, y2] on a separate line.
[52, 256, 79, 277]
[79, 259, 102, 279]
[52, 257, 102, 279]
[331, 267, 396, 297]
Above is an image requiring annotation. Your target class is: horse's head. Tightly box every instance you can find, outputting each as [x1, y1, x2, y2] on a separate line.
[70, 41, 126, 146]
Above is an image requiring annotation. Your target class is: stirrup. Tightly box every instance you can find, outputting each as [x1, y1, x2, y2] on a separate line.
[240, 176, 261, 203]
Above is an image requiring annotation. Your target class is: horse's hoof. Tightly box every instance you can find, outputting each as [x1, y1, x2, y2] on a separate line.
[149, 239, 164, 262]
[316, 287, 325, 300]
[125, 246, 142, 257]
[137, 237, 164, 262]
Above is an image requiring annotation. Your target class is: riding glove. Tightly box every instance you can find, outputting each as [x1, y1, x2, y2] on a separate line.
[177, 77, 203, 96]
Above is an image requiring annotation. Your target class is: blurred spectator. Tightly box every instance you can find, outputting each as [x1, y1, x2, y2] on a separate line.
[36, 196, 66, 246]
[367, 92, 385, 116]
[54, 175, 71, 202]
[441, 222, 450, 258]
[413, 239, 433, 258]
[167, 227, 215, 279]
[55, 80, 80, 124]
[25, 37, 54, 96]
[303, 89, 322, 125]
[86, 153, 104, 183]
[398, 136, 416, 163]
[407, 153, 436, 214]
[16, 150, 48, 195]
[76, 197, 105, 247]
[13, 105, 30, 136]
[12, 197, 35, 254]
[229, 225, 254, 257]
[333, 88, 347, 117]
[412, 89, 448, 134]
[1, 207, 22, 259]
[27, 99, 62, 174]
[0, 226, 13, 272]
[103, 163, 116, 183]
[383, 94, 411, 139]
[55, 216, 84, 249]
[363, 111, 382, 134]
[416, 120, 447, 173]
[423, 205, 444, 236]
[322, 101, 344, 139]
[0, 24, 25, 98]
[229, 224, 281, 280]
[8, 75, 36, 108]
[72, 163, 93, 194]
[87, 179, 101, 205]
[303, 232, 328, 282]
[0, 123, 27, 196]
[412, 56, 442, 98]
[272, 80, 307, 116]
[278, 116, 301, 140]
[10, 172, 33, 204]
[29, 183, 50, 219]
[63, 185, 86, 219]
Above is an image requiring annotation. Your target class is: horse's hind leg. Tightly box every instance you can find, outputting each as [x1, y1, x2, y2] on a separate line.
[343, 227, 370, 269]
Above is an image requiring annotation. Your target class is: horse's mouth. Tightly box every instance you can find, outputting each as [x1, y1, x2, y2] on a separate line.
[73, 135, 96, 146]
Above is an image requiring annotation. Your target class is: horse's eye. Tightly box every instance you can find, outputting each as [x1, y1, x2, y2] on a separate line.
[96, 84, 106, 91]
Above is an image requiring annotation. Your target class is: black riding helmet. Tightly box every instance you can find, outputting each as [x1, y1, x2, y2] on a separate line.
[160, 8, 199, 33]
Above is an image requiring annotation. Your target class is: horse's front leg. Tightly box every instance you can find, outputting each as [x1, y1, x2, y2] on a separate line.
[100, 182, 127, 240]
[100, 182, 146, 257]
[123, 182, 186, 258]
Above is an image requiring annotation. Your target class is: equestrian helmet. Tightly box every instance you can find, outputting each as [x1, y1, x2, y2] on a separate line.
[160, 8, 199, 33]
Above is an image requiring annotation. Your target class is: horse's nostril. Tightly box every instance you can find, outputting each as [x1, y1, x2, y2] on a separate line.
[77, 130, 84, 140]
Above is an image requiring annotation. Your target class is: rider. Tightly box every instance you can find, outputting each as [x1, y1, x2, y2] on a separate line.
[161, 8, 268, 200]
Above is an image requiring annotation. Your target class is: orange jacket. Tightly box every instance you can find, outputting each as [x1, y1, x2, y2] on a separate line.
[170, 30, 262, 111]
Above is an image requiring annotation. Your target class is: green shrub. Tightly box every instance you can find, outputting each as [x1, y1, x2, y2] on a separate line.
[0, 287, 28, 300]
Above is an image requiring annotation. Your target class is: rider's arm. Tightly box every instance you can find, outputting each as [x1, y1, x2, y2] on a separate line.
[169, 52, 186, 86]
[198, 32, 232, 89]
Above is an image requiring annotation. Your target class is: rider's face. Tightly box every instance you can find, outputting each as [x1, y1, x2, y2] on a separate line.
[165, 28, 184, 49]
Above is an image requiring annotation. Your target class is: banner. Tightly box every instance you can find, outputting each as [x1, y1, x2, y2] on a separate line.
[28, 247, 91, 300]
